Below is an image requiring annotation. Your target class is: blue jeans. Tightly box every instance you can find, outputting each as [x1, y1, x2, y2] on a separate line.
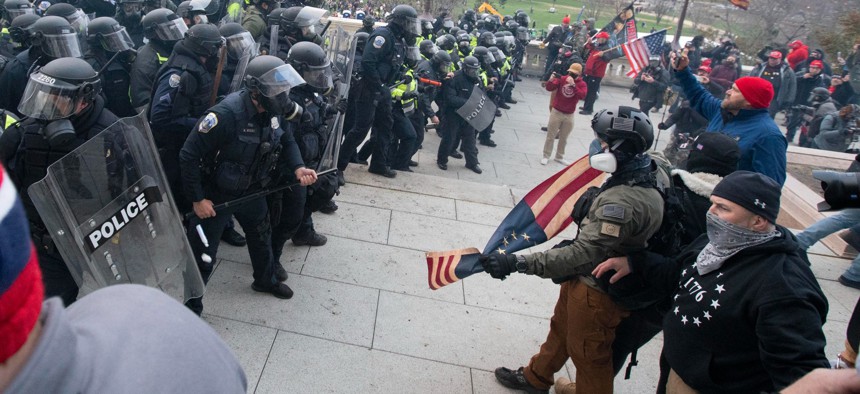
[796, 209, 860, 281]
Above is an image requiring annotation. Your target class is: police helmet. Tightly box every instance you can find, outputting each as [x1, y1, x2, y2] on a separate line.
[809, 87, 831, 105]
[421, 18, 433, 33]
[515, 11, 529, 27]
[116, 0, 144, 17]
[461, 55, 480, 78]
[515, 26, 529, 41]
[354, 31, 369, 53]
[385, 4, 420, 38]
[419, 39, 436, 58]
[245, 55, 305, 116]
[463, 9, 475, 22]
[478, 31, 495, 47]
[266, 8, 287, 31]
[505, 20, 518, 31]
[280, 6, 329, 40]
[591, 106, 654, 156]
[488, 46, 504, 66]
[362, 15, 375, 28]
[19, 57, 101, 124]
[475, 19, 484, 30]
[29, 15, 82, 58]
[142, 8, 186, 41]
[44, 2, 87, 34]
[431, 49, 451, 72]
[86, 17, 134, 53]
[9, 13, 39, 45]
[286, 41, 333, 93]
[183, 23, 224, 58]
[189, 0, 218, 16]
[176, 0, 191, 18]
[220, 22, 257, 59]
[441, 18, 454, 31]
[472, 45, 492, 66]
[3, 0, 34, 21]
[435, 33, 454, 51]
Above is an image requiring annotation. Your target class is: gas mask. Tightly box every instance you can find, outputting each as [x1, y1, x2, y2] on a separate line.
[257, 91, 292, 116]
[40, 118, 76, 147]
[588, 138, 618, 173]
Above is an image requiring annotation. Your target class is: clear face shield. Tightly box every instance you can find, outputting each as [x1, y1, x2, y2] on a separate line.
[442, 19, 454, 30]
[39, 31, 84, 58]
[484, 35, 496, 46]
[463, 65, 479, 79]
[19, 72, 94, 120]
[255, 63, 305, 97]
[192, 13, 208, 25]
[7, 6, 35, 20]
[226, 31, 257, 59]
[516, 29, 528, 41]
[482, 52, 495, 67]
[68, 9, 90, 35]
[154, 17, 188, 41]
[296, 7, 329, 38]
[98, 26, 135, 52]
[405, 45, 421, 66]
[401, 16, 422, 37]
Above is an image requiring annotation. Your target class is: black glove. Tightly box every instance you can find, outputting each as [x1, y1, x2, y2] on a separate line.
[336, 98, 348, 113]
[300, 109, 314, 127]
[401, 90, 418, 100]
[324, 102, 338, 118]
[479, 253, 519, 280]
[657, 122, 668, 130]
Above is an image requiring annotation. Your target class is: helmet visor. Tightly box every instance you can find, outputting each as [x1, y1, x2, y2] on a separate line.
[295, 7, 329, 27]
[406, 45, 421, 62]
[442, 19, 454, 29]
[516, 30, 528, 41]
[400, 16, 422, 37]
[483, 35, 496, 45]
[7, 7, 35, 19]
[303, 62, 333, 91]
[256, 63, 305, 97]
[154, 17, 188, 41]
[226, 31, 257, 59]
[99, 27, 134, 52]
[41, 32, 83, 58]
[68, 9, 89, 35]
[18, 73, 83, 120]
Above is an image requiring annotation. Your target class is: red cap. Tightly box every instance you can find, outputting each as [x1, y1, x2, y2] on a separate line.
[768, 50, 783, 59]
[562, 16, 570, 24]
[810, 60, 824, 69]
[595, 31, 610, 39]
[698, 65, 712, 74]
[701, 58, 712, 68]
[735, 76, 775, 109]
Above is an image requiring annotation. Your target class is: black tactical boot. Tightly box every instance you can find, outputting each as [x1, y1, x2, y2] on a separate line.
[221, 227, 246, 247]
[494, 367, 548, 394]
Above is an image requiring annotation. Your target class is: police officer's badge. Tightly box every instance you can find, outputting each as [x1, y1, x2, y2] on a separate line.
[198, 113, 218, 133]
[373, 36, 385, 48]
[270, 116, 280, 130]
[169, 74, 181, 88]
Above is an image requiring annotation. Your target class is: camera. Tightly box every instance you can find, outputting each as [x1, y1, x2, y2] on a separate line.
[814, 171, 860, 211]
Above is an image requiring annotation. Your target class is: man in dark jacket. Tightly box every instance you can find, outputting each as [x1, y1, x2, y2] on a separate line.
[594, 171, 829, 393]
[786, 60, 828, 142]
[436, 55, 482, 173]
[633, 56, 669, 113]
[751, 51, 797, 118]
[130, 8, 185, 111]
[542, 16, 571, 74]
[579, 31, 611, 115]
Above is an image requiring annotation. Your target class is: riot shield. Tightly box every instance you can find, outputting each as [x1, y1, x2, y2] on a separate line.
[269, 25, 279, 57]
[229, 44, 253, 93]
[28, 113, 205, 303]
[317, 26, 356, 172]
[456, 85, 497, 131]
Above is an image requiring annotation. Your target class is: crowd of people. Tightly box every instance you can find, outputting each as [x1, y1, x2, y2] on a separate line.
[1, 1, 860, 392]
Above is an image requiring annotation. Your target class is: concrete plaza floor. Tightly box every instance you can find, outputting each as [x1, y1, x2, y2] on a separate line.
[203, 77, 857, 393]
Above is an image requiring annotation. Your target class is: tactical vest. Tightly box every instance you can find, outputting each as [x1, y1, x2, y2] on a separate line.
[391, 68, 417, 115]
[155, 52, 213, 118]
[209, 93, 281, 195]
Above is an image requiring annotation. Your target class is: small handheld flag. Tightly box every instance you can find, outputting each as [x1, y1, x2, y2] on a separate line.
[425, 155, 605, 290]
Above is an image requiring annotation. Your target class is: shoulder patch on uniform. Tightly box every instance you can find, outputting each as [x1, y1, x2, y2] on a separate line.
[600, 222, 621, 237]
[198, 113, 218, 133]
[169, 73, 181, 88]
[602, 204, 626, 221]
[270, 116, 279, 130]
[373, 35, 386, 48]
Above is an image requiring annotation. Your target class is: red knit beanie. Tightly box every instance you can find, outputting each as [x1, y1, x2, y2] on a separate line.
[734, 76, 774, 109]
[562, 16, 570, 24]
[0, 163, 44, 363]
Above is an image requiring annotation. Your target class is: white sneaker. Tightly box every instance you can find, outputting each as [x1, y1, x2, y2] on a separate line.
[540, 158, 548, 165]
[555, 158, 572, 166]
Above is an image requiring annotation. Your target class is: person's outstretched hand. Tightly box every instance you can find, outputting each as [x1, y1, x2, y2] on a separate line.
[673, 48, 690, 71]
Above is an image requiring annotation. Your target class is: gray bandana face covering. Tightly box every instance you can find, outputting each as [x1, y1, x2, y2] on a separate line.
[696, 212, 780, 275]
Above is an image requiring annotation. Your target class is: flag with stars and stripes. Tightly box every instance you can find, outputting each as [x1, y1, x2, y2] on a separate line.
[425, 155, 605, 290]
[622, 29, 667, 77]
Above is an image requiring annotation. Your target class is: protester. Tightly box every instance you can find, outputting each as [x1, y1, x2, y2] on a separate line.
[674, 50, 788, 185]
[751, 50, 797, 118]
[580, 31, 611, 115]
[541, 63, 586, 166]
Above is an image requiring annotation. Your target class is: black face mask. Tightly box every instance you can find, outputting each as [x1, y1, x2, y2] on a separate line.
[40, 118, 76, 147]
[258, 91, 292, 116]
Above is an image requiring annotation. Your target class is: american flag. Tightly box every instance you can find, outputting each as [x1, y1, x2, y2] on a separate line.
[622, 29, 667, 77]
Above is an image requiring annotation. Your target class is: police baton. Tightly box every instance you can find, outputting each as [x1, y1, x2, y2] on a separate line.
[183, 168, 338, 221]
[209, 46, 228, 107]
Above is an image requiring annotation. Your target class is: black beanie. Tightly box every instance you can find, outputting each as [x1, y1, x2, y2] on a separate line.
[711, 171, 781, 223]
[684, 132, 741, 177]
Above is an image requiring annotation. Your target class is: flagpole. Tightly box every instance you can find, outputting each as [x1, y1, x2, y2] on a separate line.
[673, 0, 690, 48]
[599, 27, 671, 54]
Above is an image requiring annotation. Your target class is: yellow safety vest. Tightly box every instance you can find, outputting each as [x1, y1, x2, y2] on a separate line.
[391, 69, 417, 115]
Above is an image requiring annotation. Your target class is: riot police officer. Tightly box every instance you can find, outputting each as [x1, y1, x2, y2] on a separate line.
[179, 55, 316, 311]
[341, 31, 368, 145]
[416, 48, 452, 127]
[218, 22, 257, 95]
[437, 55, 482, 173]
[458, 9, 475, 32]
[2, 0, 35, 26]
[114, 0, 145, 47]
[271, 42, 340, 255]
[279, 6, 327, 47]
[241, 0, 279, 40]
[0, 58, 118, 306]
[130, 8, 186, 110]
[257, 7, 288, 58]
[149, 23, 223, 213]
[85, 16, 136, 117]
[358, 15, 374, 34]
[4, 13, 39, 58]
[0, 15, 81, 115]
[337, 4, 420, 180]
[44, 3, 89, 36]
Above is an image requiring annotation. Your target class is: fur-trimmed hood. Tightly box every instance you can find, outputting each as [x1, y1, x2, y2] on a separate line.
[671, 169, 723, 198]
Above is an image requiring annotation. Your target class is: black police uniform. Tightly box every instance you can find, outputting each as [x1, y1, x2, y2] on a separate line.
[479, 64, 500, 144]
[130, 40, 173, 109]
[0, 49, 44, 115]
[437, 69, 480, 168]
[149, 40, 214, 212]
[270, 87, 331, 258]
[336, 25, 405, 176]
[0, 95, 118, 305]
[114, 10, 145, 48]
[86, 52, 136, 117]
[179, 91, 304, 309]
